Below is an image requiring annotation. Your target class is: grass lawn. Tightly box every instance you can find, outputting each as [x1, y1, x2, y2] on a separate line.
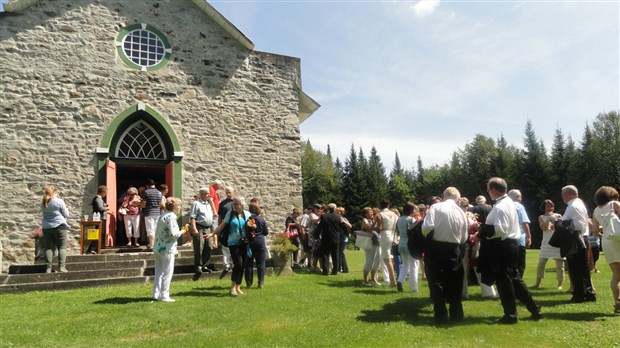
[1, 249, 618, 348]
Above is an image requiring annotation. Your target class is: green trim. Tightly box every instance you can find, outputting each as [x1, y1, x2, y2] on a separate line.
[116, 23, 172, 72]
[97, 104, 182, 173]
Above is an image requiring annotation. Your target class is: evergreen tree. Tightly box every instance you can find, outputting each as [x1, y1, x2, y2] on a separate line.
[367, 146, 388, 206]
[341, 145, 370, 227]
[549, 127, 569, 205]
[513, 121, 550, 239]
[388, 152, 414, 208]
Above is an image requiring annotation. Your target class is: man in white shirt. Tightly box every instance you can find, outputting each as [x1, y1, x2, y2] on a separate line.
[422, 187, 468, 323]
[561, 185, 596, 303]
[480, 177, 542, 324]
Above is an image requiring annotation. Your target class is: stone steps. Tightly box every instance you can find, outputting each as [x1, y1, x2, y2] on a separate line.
[0, 246, 235, 293]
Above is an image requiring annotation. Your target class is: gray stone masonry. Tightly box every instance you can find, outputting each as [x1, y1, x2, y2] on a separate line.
[0, 0, 305, 272]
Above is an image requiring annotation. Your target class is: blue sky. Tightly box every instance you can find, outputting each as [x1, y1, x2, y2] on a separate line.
[2, 1, 617, 170]
[211, 0, 620, 170]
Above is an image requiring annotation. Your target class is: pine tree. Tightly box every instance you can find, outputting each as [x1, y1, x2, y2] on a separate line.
[367, 146, 388, 206]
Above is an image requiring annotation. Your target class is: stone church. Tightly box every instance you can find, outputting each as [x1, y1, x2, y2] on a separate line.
[0, 0, 319, 271]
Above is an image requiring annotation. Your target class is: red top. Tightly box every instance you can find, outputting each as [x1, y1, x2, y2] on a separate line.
[209, 185, 219, 214]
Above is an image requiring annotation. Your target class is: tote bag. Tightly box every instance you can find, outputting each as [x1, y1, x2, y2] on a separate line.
[605, 201, 620, 242]
[354, 230, 373, 250]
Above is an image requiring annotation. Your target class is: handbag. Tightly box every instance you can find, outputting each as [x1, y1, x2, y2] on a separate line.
[285, 224, 299, 239]
[605, 201, 620, 241]
[354, 230, 373, 250]
[219, 224, 230, 247]
[118, 207, 127, 215]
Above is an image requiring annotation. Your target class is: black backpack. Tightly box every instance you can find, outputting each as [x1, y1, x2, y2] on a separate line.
[407, 220, 426, 259]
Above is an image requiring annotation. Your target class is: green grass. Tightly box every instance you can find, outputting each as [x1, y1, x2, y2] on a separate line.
[1, 250, 618, 348]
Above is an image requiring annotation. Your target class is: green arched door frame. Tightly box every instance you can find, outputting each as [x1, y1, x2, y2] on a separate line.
[96, 103, 183, 199]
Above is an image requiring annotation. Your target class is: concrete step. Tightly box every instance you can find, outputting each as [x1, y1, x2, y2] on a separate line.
[0, 276, 149, 293]
[1, 268, 144, 285]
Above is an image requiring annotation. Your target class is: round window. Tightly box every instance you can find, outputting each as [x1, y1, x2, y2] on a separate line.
[116, 24, 171, 71]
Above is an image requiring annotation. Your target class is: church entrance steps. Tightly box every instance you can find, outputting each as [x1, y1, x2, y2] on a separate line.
[0, 246, 235, 293]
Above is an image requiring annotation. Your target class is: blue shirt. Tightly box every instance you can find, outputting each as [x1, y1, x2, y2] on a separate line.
[41, 197, 70, 229]
[514, 202, 530, 246]
[224, 210, 251, 246]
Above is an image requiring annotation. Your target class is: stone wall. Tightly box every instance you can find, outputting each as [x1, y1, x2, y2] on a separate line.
[0, 0, 304, 271]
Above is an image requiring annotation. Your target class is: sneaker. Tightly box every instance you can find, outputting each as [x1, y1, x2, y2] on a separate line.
[45, 267, 52, 274]
[160, 298, 175, 303]
[59, 266, 68, 273]
[397, 282, 403, 293]
[126, 243, 132, 247]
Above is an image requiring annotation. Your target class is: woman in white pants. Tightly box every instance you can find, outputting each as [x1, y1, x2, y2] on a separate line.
[152, 197, 183, 302]
[395, 202, 420, 292]
[379, 201, 399, 287]
[361, 208, 381, 286]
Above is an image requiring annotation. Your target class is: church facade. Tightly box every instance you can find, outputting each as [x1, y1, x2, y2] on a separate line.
[0, 0, 319, 271]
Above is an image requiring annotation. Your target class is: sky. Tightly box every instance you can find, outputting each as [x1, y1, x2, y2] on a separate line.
[210, 0, 620, 171]
[1, 1, 618, 170]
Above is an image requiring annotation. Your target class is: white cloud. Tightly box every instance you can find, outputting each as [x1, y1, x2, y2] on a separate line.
[413, 0, 441, 18]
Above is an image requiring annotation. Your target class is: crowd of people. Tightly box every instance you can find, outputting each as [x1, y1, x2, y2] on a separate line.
[39, 177, 620, 317]
[278, 178, 620, 322]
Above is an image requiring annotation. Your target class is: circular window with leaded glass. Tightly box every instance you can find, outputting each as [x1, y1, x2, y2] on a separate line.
[116, 23, 171, 71]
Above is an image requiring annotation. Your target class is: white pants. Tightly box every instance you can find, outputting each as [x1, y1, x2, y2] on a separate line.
[153, 252, 175, 300]
[124, 215, 140, 238]
[363, 245, 381, 273]
[398, 253, 419, 292]
[145, 215, 159, 237]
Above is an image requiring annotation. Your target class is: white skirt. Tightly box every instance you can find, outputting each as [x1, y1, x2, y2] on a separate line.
[539, 230, 562, 260]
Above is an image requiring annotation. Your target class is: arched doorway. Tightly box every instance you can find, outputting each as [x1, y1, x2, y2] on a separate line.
[97, 103, 183, 246]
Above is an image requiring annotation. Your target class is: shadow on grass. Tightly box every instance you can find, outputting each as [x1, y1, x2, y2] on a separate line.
[93, 297, 154, 305]
[542, 311, 617, 321]
[174, 285, 230, 298]
[356, 297, 494, 327]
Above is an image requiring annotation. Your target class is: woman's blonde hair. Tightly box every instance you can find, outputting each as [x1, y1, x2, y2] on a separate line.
[42, 185, 58, 207]
[164, 197, 181, 211]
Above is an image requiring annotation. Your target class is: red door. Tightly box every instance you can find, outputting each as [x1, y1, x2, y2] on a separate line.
[165, 161, 174, 196]
[106, 159, 117, 246]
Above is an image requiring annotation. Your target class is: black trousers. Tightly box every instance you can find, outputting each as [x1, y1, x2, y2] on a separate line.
[245, 242, 266, 287]
[517, 246, 526, 279]
[492, 238, 538, 317]
[566, 236, 596, 301]
[321, 243, 340, 275]
[424, 240, 465, 321]
[230, 244, 248, 285]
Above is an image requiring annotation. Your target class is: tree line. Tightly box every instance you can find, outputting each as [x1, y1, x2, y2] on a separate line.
[301, 111, 620, 247]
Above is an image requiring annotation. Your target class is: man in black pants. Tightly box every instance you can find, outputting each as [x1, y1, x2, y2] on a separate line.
[422, 187, 469, 324]
[561, 185, 596, 303]
[480, 177, 542, 324]
[315, 203, 345, 275]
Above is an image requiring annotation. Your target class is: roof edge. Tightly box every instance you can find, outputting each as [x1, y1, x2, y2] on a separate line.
[192, 0, 255, 51]
[298, 90, 320, 124]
